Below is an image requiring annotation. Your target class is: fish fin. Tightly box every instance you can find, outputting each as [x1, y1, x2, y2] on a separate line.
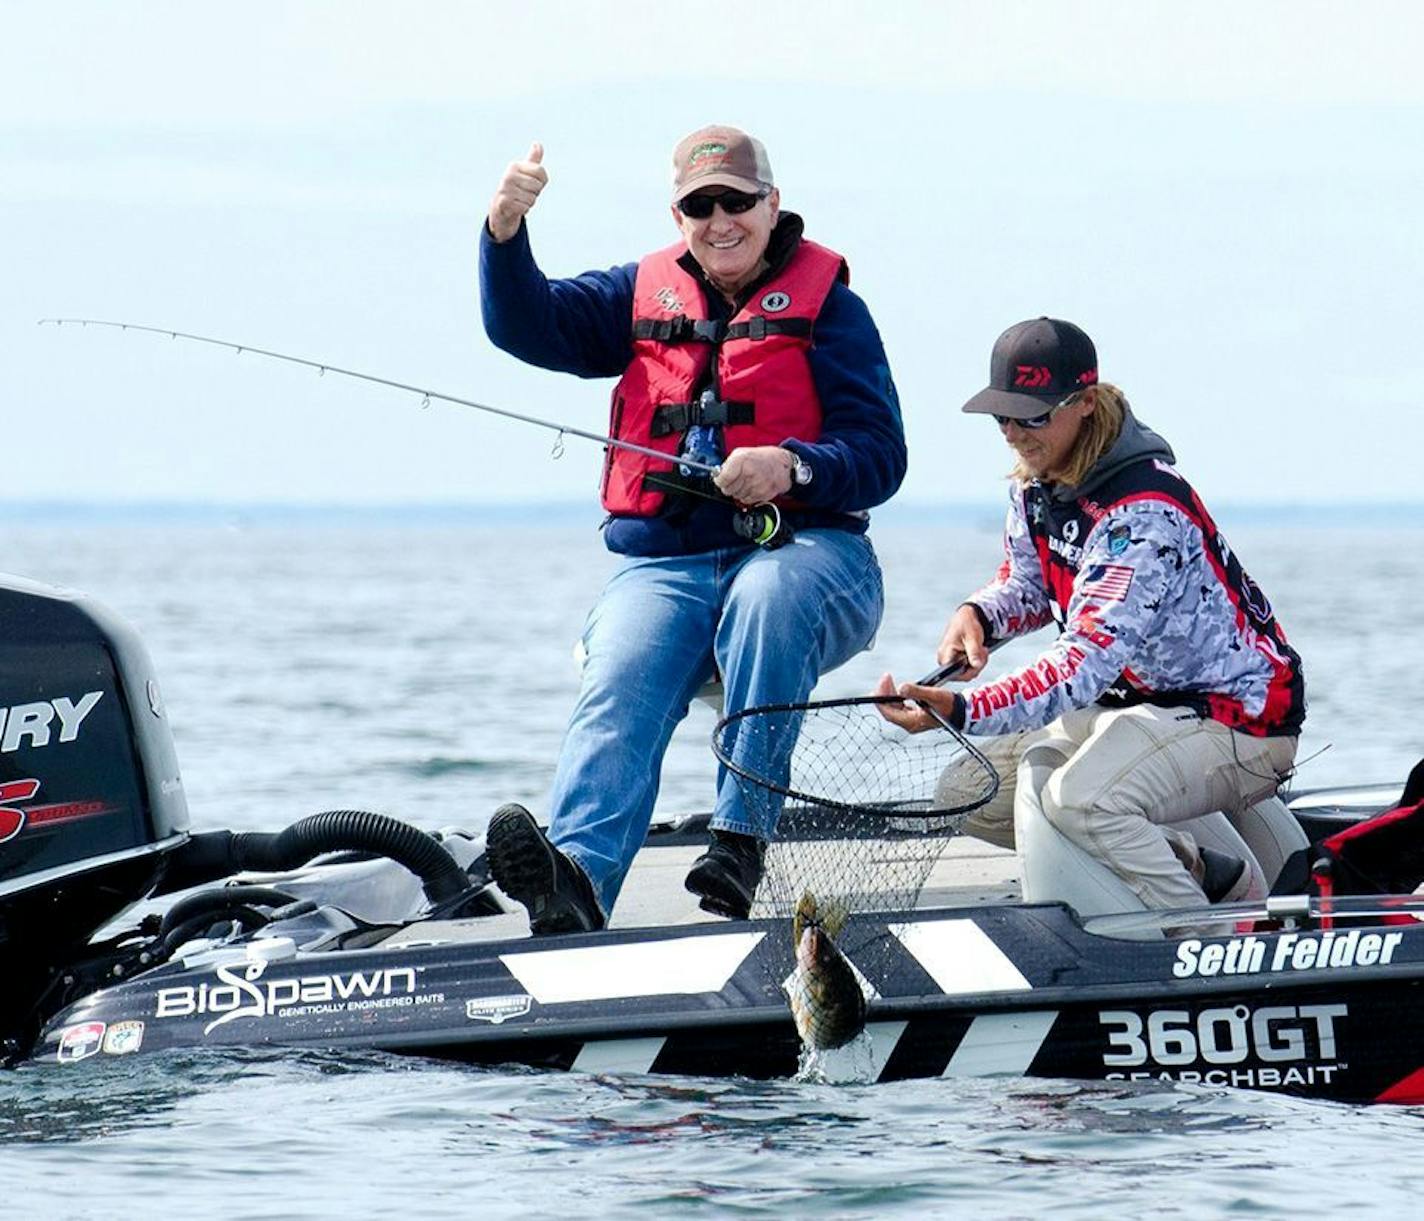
[820, 898, 850, 939]
[792, 889, 817, 947]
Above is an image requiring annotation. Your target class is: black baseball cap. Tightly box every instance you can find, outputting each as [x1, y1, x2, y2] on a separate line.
[962, 317, 1099, 420]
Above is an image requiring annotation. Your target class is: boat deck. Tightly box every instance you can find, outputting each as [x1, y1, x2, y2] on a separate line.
[383, 835, 1021, 948]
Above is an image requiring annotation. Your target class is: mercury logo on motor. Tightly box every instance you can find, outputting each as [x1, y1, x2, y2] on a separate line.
[0, 692, 104, 753]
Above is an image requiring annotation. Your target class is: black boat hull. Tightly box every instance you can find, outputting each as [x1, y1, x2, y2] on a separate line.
[37, 900, 1424, 1104]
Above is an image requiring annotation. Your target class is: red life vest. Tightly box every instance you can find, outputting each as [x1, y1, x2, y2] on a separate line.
[1022, 460, 1306, 736]
[601, 239, 847, 517]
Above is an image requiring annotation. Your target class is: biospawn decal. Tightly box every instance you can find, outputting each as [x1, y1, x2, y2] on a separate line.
[154, 958, 442, 1035]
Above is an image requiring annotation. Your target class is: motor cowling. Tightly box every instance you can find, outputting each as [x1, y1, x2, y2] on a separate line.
[0, 573, 189, 968]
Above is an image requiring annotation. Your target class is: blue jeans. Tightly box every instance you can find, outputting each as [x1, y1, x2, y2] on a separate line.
[545, 529, 883, 916]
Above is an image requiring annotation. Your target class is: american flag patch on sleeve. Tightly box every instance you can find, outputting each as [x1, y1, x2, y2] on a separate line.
[1079, 564, 1134, 602]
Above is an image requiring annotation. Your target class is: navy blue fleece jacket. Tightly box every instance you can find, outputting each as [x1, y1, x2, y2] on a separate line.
[479, 213, 906, 556]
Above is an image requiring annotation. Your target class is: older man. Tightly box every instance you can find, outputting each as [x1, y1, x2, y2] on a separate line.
[480, 125, 905, 932]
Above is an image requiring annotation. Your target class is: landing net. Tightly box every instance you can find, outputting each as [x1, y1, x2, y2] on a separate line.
[711, 695, 1000, 921]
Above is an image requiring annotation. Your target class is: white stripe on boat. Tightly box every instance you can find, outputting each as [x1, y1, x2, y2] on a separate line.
[572, 1037, 667, 1075]
[889, 920, 1032, 995]
[942, 1010, 1059, 1077]
[866, 1020, 908, 1080]
[500, 932, 765, 1004]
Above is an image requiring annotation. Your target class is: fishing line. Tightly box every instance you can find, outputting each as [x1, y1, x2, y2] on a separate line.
[37, 317, 722, 478]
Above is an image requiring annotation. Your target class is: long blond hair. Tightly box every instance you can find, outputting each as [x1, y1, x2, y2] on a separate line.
[1010, 383, 1128, 489]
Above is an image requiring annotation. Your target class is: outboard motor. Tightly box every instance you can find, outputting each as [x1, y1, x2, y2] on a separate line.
[0, 574, 190, 1054]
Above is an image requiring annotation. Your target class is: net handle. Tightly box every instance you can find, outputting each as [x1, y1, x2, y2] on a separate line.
[913, 642, 1004, 730]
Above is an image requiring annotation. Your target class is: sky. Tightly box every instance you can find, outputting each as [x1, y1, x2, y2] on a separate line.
[3, 1, 1422, 508]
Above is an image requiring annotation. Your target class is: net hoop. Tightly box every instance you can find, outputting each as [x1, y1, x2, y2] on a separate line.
[711, 693, 1000, 828]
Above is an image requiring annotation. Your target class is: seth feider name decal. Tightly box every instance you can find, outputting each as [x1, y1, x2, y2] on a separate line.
[1173, 929, 1404, 979]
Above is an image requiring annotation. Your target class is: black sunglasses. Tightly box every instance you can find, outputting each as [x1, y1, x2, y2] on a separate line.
[994, 401, 1068, 430]
[676, 189, 769, 219]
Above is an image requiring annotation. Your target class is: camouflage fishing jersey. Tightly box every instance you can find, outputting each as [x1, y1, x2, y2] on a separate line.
[961, 411, 1305, 738]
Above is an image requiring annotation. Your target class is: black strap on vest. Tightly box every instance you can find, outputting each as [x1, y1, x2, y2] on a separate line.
[725, 316, 811, 341]
[632, 316, 725, 343]
[631, 315, 813, 344]
[650, 398, 756, 438]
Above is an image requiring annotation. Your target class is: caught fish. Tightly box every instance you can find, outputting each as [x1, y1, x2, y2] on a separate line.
[786, 891, 867, 1051]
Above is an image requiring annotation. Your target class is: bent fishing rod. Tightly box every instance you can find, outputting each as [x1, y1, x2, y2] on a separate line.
[41, 317, 794, 548]
[40, 317, 792, 547]
[38, 318, 721, 478]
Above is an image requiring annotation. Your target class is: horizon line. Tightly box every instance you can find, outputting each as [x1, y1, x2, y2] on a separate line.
[2, 498, 1423, 527]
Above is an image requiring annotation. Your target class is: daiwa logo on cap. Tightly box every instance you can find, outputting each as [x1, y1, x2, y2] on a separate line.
[1014, 365, 1052, 388]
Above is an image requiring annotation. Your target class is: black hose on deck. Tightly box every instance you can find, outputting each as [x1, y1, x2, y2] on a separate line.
[229, 810, 469, 904]
[155, 885, 301, 945]
[157, 906, 269, 958]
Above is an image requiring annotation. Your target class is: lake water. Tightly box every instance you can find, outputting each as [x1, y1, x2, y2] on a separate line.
[2, 512, 1422, 1218]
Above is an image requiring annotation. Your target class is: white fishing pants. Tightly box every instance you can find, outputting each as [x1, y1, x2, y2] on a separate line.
[954, 705, 1298, 911]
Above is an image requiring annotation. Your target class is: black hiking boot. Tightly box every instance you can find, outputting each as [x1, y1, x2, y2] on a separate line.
[1199, 845, 1250, 904]
[486, 803, 604, 934]
[685, 829, 765, 919]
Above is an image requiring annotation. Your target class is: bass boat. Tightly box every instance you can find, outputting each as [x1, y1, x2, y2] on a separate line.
[4, 573, 1423, 1103]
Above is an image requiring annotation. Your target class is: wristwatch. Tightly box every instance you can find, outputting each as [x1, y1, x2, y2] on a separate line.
[784, 449, 813, 487]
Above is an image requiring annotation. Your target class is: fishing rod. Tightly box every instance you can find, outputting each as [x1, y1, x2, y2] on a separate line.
[37, 318, 721, 478]
[42, 317, 795, 548]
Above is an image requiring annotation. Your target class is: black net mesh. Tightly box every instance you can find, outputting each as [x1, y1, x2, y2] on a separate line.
[714, 696, 999, 1056]
[712, 696, 999, 921]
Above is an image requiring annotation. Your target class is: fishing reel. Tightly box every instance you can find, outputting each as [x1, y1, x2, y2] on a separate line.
[733, 502, 795, 551]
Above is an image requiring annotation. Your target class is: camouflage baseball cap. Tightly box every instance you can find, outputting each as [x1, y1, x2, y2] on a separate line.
[671, 125, 774, 202]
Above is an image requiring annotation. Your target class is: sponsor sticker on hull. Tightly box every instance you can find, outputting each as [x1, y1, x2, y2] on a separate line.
[103, 1021, 145, 1055]
[57, 1021, 106, 1064]
[1099, 1002, 1349, 1090]
[465, 994, 533, 1025]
